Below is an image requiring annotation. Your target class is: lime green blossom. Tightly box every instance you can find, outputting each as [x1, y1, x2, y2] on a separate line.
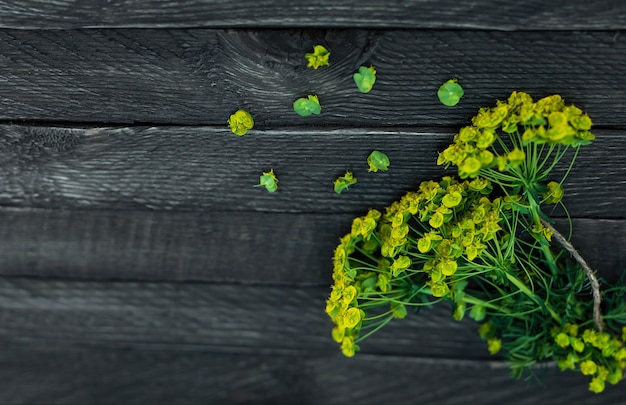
[256, 169, 278, 192]
[293, 95, 321, 116]
[227, 109, 254, 136]
[305, 45, 330, 69]
[334, 171, 357, 194]
[354, 65, 377, 93]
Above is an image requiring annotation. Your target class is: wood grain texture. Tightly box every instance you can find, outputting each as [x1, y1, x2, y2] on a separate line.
[0, 207, 342, 284]
[1, 347, 624, 405]
[0, 207, 624, 284]
[1, 29, 625, 126]
[0, 0, 625, 30]
[0, 277, 489, 358]
[1, 125, 624, 218]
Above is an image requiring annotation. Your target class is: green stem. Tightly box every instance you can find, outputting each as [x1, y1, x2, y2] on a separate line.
[525, 192, 560, 277]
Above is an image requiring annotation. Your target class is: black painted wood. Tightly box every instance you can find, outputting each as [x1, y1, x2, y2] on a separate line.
[0, 29, 625, 127]
[2, 347, 623, 405]
[0, 0, 625, 30]
[1, 126, 624, 218]
[0, 277, 487, 358]
[1, 5, 626, 402]
[0, 208, 623, 284]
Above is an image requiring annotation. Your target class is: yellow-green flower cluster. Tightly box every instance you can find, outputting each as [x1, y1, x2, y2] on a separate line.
[326, 176, 509, 355]
[326, 210, 380, 357]
[478, 322, 503, 355]
[552, 324, 626, 393]
[374, 177, 504, 297]
[437, 91, 595, 178]
[227, 109, 254, 136]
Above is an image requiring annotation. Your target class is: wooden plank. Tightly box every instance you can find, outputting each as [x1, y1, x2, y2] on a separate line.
[1, 29, 625, 126]
[0, 278, 489, 358]
[0, 207, 341, 284]
[1, 346, 624, 404]
[0, 207, 623, 284]
[1, 1, 625, 30]
[1, 126, 624, 218]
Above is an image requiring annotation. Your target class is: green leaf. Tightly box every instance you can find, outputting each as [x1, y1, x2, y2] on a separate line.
[255, 169, 279, 193]
[453, 301, 466, 321]
[367, 150, 390, 172]
[437, 79, 464, 106]
[293, 95, 322, 116]
[353, 65, 377, 93]
[469, 304, 486, 322]
[391, 302, 407, 319]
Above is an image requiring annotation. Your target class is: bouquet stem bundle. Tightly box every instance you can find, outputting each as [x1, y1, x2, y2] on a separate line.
[326, 92, 626, 393]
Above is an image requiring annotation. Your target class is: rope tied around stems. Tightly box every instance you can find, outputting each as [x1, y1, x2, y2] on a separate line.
[541, 219, 604, 332]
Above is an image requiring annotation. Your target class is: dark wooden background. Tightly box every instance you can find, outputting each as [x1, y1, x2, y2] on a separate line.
[0, 1, 625, 404]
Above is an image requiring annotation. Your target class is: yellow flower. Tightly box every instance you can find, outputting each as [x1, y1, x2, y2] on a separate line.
[438, 259, 458, 276]
[305, 45, 330, 69]
[570, 114, 592, 131]
[429, 211, 445, 228]
[391, 255, 411, 277]
[507, 148, 526, 167]
[442, 191, 463, 208]
[460, 157, 482, 177]
[555, 332, 570, 348]
[351, 217, 363, 237]
[343, 307, 362, 329]
[341, 336, 357, 357]
[429, 281, 450, 297]
[583, 329, 598, 345]
[495, 156, 507, 171]
[376, 273, 391, 293]
[571, 338, 585, 353]
[580, 360, 598, 376]
[589, 377, 605, 394]
[487, 338, 502, 354]
[478, 322, 493, 339]
[607, 368, 623, 385]
[332, 326, 345, 343]
[476, 129, 496, 149]
[543, 181, 564, 204]
[342, 286, 357, 305]
[227, 109, 254, 136]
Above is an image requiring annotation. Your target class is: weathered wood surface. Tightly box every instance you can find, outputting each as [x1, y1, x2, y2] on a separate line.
[0, 0, 625, 30]
[1, 126, 624, 218]
[0, 208, 624, 284]
[0, 29, 625, 126]
[0, 277, 486, 357]
[1, 4, 626, 403]
[2, 348, 622, 405]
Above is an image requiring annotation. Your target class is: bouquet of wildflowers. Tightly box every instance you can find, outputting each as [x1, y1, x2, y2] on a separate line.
[326, 92, 626, 393]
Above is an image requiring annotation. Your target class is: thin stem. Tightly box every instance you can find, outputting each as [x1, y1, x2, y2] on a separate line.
[541, 219, 604, 332]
